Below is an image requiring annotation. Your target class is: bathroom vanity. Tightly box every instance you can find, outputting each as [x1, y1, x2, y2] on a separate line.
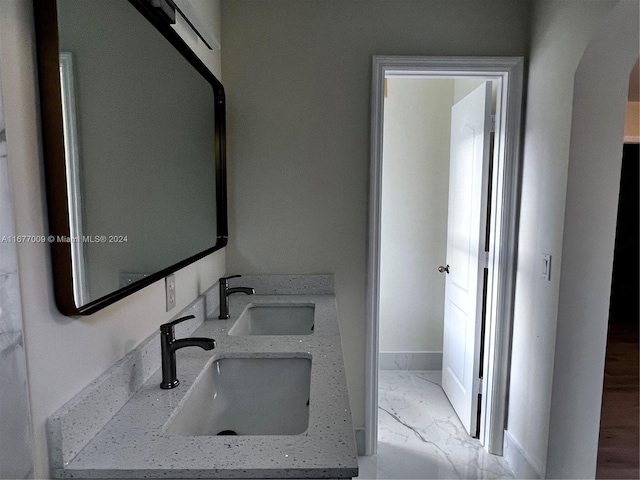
[47, 275, 358, 479]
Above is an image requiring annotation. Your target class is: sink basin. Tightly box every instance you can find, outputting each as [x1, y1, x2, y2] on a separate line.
[163, 356, 312, 436]
[228, 304, 315, 336]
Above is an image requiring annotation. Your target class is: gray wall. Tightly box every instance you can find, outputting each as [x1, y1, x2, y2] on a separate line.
[221, 0, 530, 431]
[544, 1, 638, 477]
[507, 1, 621, 476]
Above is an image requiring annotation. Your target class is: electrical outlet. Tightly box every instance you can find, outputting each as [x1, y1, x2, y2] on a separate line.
[165, 274, 176, 311]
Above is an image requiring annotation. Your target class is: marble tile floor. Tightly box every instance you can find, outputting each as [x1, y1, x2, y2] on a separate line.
[357, 371, 515, 480]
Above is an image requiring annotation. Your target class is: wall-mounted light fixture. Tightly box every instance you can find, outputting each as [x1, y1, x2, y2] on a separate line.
[149, 0, 176, 23]
[149, 0, 220, 51]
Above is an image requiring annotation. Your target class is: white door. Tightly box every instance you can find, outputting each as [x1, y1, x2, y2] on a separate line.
[441, 82, 492, 436]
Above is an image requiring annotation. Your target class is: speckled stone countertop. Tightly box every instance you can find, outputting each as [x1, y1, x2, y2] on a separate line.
[51, 291, 358, 479]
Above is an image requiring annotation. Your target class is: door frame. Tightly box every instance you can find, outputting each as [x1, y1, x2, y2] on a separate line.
[365, 56, 524, 455]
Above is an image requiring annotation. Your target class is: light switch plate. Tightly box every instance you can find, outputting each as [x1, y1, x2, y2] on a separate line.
[542, 254, 552, 281]
[166, 274, 176, 311]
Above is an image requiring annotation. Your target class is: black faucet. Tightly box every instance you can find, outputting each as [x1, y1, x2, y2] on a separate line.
[219, 275, 255, 319]
[159, 315, 215, 389]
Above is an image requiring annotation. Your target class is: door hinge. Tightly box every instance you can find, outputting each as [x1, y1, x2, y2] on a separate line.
[490, 114, 496, 133]
[474, 377, 484, 395]
[483, 251, 490, 269]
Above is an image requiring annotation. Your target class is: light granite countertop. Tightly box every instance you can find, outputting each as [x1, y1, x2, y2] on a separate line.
[51, 292, 358, 479]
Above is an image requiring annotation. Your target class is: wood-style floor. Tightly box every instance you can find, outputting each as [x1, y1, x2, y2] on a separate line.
[596, 321, 639, 479]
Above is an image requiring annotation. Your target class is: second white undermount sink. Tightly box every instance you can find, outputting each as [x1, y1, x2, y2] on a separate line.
[228, 304, 315, 336]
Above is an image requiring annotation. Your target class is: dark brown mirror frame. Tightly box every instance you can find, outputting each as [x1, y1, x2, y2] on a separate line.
[33, 0, 227, 316]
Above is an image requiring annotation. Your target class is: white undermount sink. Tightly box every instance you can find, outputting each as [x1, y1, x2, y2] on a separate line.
[228, 304, 315, 336]
[163, 356, 312, 436]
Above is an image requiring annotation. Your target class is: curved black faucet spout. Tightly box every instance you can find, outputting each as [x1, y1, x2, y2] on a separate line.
[226, 287, 255, 296]
[218, 275, 255, 319]
[171, 337, 216, 351]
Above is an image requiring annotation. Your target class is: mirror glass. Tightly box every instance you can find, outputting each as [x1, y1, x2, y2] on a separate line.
[35, 0, 227, 315]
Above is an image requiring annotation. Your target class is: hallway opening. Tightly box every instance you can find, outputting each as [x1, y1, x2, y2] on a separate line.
[360, 75, 511, 478]
[378, 74, 496, 430]
[595, 143, 639, 479]
[365, 56, 524, 463]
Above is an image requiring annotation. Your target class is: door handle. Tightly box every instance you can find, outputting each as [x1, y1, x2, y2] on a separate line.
[438, 265, 450, 274]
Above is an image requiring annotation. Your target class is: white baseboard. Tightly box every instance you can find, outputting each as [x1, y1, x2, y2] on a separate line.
[503, 430, 543, 479]
[379, 351, 442, 371]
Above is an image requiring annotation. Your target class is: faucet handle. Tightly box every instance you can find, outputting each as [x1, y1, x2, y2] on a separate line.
[160, 315, 195, 333]
[220, 274, 241, 282]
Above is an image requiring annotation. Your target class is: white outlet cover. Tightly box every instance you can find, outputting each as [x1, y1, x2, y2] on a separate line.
[166, 274, 176, 311]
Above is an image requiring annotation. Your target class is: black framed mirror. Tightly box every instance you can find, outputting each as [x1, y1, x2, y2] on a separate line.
[34, 0, 227, 316]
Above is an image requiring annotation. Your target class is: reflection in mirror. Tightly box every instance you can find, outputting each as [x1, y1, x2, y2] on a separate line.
[34, 0, 227, 315]
[59, 51, 87, 305]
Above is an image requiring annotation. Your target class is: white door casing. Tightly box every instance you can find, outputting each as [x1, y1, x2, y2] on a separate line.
[366, 56, 524, 456]
[441, 82, 492, 436]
